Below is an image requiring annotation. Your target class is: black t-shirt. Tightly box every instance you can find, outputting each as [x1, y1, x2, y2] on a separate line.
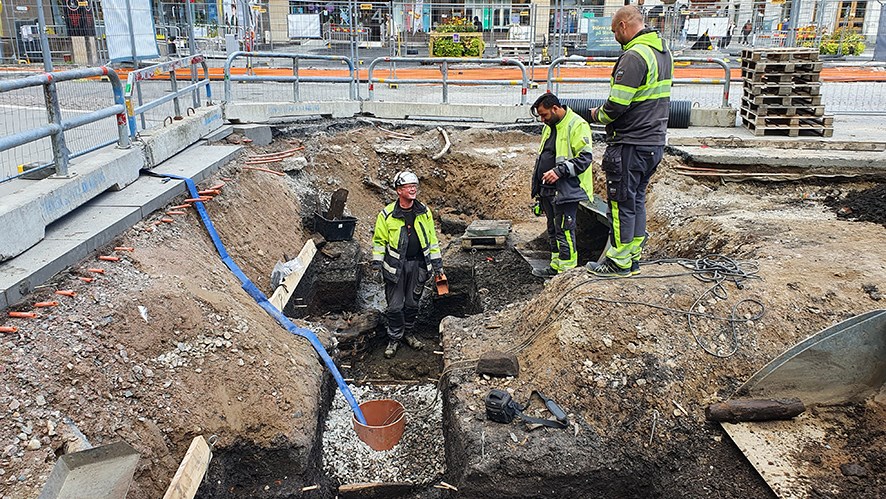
[402, 208, 422, 260]
[535, 127, 558, 197]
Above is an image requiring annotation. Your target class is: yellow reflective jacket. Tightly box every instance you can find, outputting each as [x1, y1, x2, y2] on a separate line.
[372, 200, 442, 283]
[533, 107, 594, 205]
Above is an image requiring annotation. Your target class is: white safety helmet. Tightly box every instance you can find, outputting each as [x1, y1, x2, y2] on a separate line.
[393, 171, 419, 188]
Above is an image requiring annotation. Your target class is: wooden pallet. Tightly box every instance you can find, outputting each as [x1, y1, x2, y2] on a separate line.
[741, 47, 819, 62]
[740, 59, 823, 73]
[461, 235, 508, 250]
[741, 69, 822, 83]
[742, 118, 834, 137]
[742, 93, 823, 106]
[740, 107, 833, 127]
[741, 97, 825, 117]
[743, 81, 822, 96]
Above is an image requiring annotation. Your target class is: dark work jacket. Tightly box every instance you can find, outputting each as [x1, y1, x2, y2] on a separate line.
[597, 29, 673, 145]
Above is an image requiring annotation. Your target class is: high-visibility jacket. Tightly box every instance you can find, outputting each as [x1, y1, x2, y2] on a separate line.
[532, 107, 594, 205]
[597, 29, 673, 145]
[372, 200, 442, 283]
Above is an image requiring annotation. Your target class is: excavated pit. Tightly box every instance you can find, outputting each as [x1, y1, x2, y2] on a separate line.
[4, 120, 885, 499]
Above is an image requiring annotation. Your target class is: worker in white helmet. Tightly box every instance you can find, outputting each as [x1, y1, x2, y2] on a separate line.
[371, 171, 444, 359]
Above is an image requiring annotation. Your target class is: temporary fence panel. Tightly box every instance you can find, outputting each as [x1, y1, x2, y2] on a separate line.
[223, 51, 357, 103]
[124, 54, 214, 138]
[0, 67, 130, 182]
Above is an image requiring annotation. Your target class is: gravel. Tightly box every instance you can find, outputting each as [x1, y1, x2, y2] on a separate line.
[323, 383, 444, 485]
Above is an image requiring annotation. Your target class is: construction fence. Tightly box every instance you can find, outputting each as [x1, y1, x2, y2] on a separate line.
[0, 0, 883, 67]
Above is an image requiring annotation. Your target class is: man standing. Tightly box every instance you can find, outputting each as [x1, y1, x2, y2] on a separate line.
[372, 171, 444, 358]
[530, 93, 594, 277]
[587, 5, 672, 277]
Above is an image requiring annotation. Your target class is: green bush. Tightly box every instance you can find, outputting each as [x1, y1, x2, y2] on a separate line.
[810, 27, 866, 55]
[433, 37, 465, 57]
[464, 37, 484, 57]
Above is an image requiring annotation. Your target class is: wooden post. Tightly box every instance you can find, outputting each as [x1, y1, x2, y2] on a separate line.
[705, 398, 805, 423]
[326, 188, 349, 220]
[162, 436, 211, 499]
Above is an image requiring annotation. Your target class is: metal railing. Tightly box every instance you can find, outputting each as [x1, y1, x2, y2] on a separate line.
[546, 56, 732, 108]
[124, 54, 213, 138]
[367, 57, 530, 105]
[223, 51, 358, 102]
[0, 67, 130, 181]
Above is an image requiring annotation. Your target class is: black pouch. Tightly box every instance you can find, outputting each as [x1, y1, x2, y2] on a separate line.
[485, 389, 518, 424]
[601, 145, 627, 202]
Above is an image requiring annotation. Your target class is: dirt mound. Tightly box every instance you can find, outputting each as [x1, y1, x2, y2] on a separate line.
[2, 122, 884, 498]
[442, 169, 886, 497]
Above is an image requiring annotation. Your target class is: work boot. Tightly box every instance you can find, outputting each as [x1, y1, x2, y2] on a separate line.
[531, 266, 559, 278]
[404, 334, 424, 350]
[586, 259, 631, 278]
[384, 341, 399, 359]
[630, 260, 641, 275]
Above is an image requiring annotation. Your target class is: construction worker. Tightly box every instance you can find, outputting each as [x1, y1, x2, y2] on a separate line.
[529, 93, 594, 277]
[372, 171, 444, 359]
[587, 5, 672, 277]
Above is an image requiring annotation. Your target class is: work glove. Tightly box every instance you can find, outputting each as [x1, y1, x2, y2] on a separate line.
[531, 200, 543, 217]
[434, 268, 445, 278]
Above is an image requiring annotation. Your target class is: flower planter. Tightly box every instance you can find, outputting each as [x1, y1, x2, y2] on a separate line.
[429, 31, 485, 57]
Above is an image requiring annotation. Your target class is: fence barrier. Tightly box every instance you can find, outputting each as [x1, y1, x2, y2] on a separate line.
[547, 56, 732, 108]
[223, 51, 358, 102]
[367, 57, 530, 105]
[124, 54, 213, 139]
[0, 67, 130, 182]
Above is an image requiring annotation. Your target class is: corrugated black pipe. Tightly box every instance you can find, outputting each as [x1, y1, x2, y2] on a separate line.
[560, 98, 692, 129]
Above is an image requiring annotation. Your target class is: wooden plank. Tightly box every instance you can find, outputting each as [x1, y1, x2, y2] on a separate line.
[740, 60, 823, 73]
[740, 97, 825, 117]
[743, 93, 822, 106]
[742, 81, 822, 96]
[741, 69, 821, 84]
[741, 118, 834, 137]
[326, 188, 349, 220]
[269, 239, 318, 312]
[163, 436, 211, 499]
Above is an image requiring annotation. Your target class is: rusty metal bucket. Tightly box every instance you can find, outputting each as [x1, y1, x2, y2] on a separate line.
[353, 399, 406, 451]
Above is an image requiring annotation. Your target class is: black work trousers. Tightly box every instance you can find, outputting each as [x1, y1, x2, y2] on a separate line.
[540, 197, 579, 271]
[601, 143, 664, 268]
[384, 259, 425, 341]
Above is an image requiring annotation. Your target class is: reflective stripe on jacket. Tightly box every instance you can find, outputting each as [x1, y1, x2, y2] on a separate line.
[372, 200, 443, 283]
[532, 107, 594, 205]
[598, 30, 673, 145]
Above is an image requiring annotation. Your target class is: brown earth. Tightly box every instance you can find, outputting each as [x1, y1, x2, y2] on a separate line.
[0, 122, 884, 498]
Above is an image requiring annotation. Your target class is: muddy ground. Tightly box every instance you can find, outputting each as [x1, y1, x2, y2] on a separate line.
[0, 121, 884, 498]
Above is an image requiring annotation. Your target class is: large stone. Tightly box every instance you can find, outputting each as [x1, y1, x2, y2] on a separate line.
[476, 350, 519, 377]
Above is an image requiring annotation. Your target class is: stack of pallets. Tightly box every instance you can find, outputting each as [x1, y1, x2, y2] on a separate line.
[740, 47, 833, 137]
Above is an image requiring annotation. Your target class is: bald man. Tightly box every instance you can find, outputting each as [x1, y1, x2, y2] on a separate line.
[587, 6, 673, 277]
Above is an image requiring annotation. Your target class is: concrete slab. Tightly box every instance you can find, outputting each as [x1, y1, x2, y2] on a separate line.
[232, 124, 273, 146]
[362, 102, 532, 124]
[0, 146, 145, 262]
[671, 145, 886, 170]
[140, 106, 225, 168]
[0, 144, 241, 310]
[224, 101, 361, 123]
[92, 144, 242, 217]
[0, 205, 139, 306]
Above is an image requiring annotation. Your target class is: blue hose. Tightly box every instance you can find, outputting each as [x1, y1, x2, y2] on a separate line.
[159, 173, 366, 425]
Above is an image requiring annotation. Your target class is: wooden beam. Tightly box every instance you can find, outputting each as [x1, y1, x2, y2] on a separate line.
[162, 436, 211, 499]
[269, 239, 317, 312]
